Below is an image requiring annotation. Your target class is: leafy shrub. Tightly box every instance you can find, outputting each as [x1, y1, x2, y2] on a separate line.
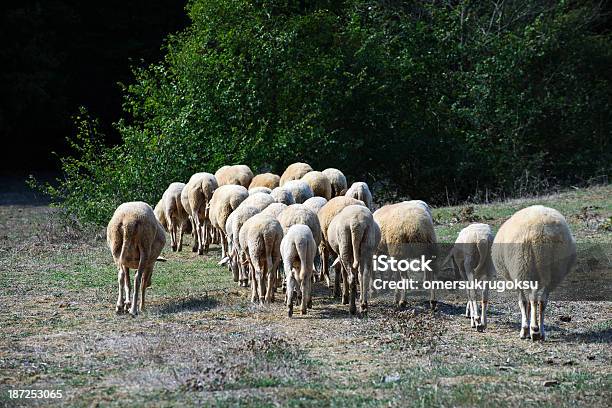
[38, 0, 612, 225]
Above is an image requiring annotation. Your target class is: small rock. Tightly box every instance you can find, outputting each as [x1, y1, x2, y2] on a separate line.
[587, 355, 595, 361]
[383, 373, 401, 383]
[562, 360, 577, 366]
[545, 358, 555, 365]
[543, 380, 559, 387]
[559, 316, 571, 322]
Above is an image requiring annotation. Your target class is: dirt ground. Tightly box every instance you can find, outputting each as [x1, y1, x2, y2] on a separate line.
[0, 184, 610, 407]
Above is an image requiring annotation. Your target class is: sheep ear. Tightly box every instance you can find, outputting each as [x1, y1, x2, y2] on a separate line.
[218, 256, 230, 266]
[331, 257, 340, 267]
[156, 256, 168, 262]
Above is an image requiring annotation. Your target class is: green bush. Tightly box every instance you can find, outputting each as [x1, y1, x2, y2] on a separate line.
[39, 0, 612, 225]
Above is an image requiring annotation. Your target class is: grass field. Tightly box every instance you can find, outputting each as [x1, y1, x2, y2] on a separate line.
[0, 185, 611, 407]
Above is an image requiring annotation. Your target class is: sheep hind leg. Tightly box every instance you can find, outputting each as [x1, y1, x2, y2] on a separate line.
[518, 291, 530, 339]
[538, 291, 548, 341]
[477, 284, 489, 332]
[116, 267, 125, 313]
[529, 292, 541, 341]
[349, 268, 357, 315]
[122, 267, 131, 312]
[341, 266, 350, 305]
[333, 262, 342, 298]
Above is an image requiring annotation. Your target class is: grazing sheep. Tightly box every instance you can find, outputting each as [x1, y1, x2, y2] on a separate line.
[327, 205, 380, 315]
[345, 182, 373, 210]
[301, 171, 332, 200]
[249, 187, 272, 195]
[282, 180, 314, 204]
[281, 225, 317, 316]
[277, 204, 322, 246]
[492, 205, 576, 341]
[249, 173, 280, 190]
[239, 213, 283, 304]
[261, 202, 288, 219]
[303, 196, 327, 214]
[209, 184, 249, 259]
[280, 162, 313, 186]
[317, 196, 366, 291]
[185, 172, 218, 254]
[107, 202, 165, 316]
[162, 182, 190, 252]
[154, 199, 168, 232]
[374, 202, 438, 309]
[322, 168, 347, 197]
[448, 223, 495, 332]
[271, 187, 295, 205]
[215, 165, 254, 188]
[226, 205, 262, 285]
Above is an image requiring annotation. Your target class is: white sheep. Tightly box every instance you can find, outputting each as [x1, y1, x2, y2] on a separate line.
[301, 171, 332, 200]
[180, 185, 198, 252]
[209, 184, 249, 260]
[406, 200, 432, 217]
[270, 187, 295, 205]
[249, 173, 280, 190]
[162, 182, 189, 252]
[374, 201, 438, 309]
[281, 225, 317, 317]
[327, 205, 380, 315]
[153, 199, 168, 232]
[225, 205, 262, 285]
[282, 180, 314, 204]
[492, 205, 576, 341]
[185, 172, 218, 254]
[448, 223, 495, 332]
[302, 196, 328, 214]
[279, 162, 313, 186]
[322, 168, 347, 197]
[215, 165, 254, 188]
[237, 192, 274, 211]
[107, 202, 166, 316]
[261, 202, 288, 219]
[239, 213, 283, 304]
[249, 186, 272, 195]
[317, 196, 366, 292]
[277, 204, 322, 246]
[345, 182, 373, 210]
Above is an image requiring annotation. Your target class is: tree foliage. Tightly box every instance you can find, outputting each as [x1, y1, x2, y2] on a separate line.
[41, 0, 612, 224]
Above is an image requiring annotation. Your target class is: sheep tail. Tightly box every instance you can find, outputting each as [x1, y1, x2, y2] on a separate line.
[118, 223, 132, 266]
[295, 240, 309, 280]
[473, 238, 489, 276]
[351, 224, 364, 270]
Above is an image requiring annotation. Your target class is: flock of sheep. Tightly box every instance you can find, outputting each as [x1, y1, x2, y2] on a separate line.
[107, 162, 577, 341]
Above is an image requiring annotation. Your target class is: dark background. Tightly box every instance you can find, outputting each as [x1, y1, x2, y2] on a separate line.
[0, 1, 187, 174]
